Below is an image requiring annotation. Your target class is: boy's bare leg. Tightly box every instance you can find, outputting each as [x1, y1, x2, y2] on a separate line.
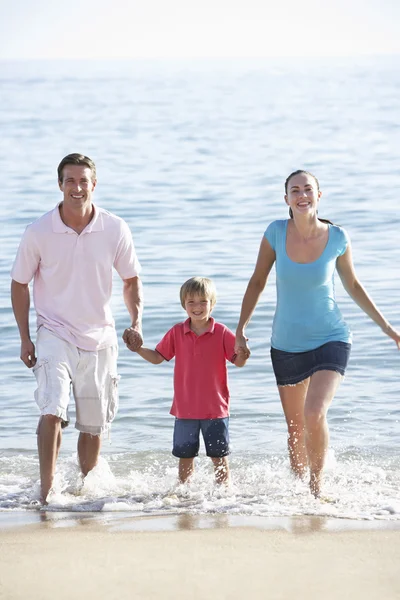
[211, 457, 230, 484]
[178, 458, 195, 483]
[37, 414, 62, 503]
[78, 433, 101, 476]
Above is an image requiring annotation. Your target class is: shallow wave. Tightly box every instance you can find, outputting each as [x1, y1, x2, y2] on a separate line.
[0, 450, 399, 521]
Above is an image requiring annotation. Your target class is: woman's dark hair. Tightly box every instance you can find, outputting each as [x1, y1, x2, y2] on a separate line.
[285, 169, 333, 225]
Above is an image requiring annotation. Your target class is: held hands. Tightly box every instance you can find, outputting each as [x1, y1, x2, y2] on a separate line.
[122, 326, 144, 352]
[235, 332, 251, 360]
[235, 346, 251, 368]
[20, 338, 36, 368]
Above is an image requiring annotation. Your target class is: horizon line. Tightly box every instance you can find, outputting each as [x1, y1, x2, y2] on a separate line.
[1, 53, 399, 61]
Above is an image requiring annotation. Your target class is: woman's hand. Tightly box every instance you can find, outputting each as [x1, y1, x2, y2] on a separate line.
[386, 326, 400, 350]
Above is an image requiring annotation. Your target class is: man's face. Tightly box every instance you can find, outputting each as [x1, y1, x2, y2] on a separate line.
[58, 164, 96, 207]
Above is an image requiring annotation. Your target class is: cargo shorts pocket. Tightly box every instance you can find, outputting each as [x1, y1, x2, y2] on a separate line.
[106, 373, 120, 424]
[32, 359, 52, 411]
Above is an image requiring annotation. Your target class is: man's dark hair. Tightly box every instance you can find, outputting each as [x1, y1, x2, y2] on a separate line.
[57, 153, 97, 183]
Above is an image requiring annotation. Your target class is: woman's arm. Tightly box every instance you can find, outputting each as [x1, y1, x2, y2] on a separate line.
[235, 236, 276, 352]
[135, 347, 165, 364]
[336, 243, 400, 349]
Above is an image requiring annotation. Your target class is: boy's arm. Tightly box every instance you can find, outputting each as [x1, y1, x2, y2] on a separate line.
[135, 347, 165, 365]
[233, 346, 250, 368]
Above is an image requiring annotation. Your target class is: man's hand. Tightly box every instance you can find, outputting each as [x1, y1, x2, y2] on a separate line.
[122, 327, 144, 352]
[20, 338, 36, 368]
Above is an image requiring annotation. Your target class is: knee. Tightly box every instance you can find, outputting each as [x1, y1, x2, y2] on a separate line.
[304, 407, 326, 431]
[39, 414, 62, 430]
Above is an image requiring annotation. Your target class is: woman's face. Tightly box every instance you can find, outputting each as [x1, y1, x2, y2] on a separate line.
[285, 172, 322, 217]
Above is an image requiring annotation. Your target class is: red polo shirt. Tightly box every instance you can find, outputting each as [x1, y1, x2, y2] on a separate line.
[156, 318, 236, 419]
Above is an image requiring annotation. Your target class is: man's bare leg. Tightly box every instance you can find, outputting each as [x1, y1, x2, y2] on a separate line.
[77, 433, 101, 476]
[37, 414, 62, 503]
[211, 457, 230, 484]
[178, 458, 195, 483]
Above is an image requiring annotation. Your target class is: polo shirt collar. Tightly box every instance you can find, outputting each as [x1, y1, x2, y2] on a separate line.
[183, 317, 215, 335]
[52, 203, 104, 234]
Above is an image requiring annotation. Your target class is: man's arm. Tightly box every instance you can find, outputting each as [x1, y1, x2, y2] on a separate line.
[11, 279, 36, 368]
[122, 276, 144, 351]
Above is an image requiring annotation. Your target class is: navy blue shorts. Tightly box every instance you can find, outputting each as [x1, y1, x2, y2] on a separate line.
[172, 418, 230, 459]
[270, 341, 351, 386]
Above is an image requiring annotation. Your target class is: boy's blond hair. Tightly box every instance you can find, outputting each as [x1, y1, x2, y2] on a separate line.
[180, 277, 217, 309]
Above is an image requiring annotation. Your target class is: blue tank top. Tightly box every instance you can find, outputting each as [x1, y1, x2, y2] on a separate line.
[265, 219, 352, 352]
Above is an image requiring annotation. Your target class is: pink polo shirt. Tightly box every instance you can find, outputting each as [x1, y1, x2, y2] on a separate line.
[11, 203, 141, 351]
[155, 318, 237, 419]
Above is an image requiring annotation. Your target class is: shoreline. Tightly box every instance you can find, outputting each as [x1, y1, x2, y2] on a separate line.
[1, 510, 400, 533]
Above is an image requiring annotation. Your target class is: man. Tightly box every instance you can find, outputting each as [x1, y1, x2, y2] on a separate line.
[11, 153, 143, 503]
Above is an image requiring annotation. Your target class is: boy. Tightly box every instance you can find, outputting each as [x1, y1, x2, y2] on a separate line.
[131, 277, 249, 484]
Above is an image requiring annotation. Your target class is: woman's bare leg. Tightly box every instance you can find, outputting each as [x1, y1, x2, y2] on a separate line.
[304, 370, 342, 497]
[278, 378, 310, 478]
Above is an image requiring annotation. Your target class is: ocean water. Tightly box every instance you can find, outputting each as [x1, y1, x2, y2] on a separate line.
[0, 57, 399, 521]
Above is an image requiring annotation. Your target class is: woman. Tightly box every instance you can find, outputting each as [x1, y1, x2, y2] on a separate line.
[235, 170, 400, 497]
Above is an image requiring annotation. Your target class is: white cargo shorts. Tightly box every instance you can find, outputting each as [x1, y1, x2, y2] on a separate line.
[32, 327, 119, 435]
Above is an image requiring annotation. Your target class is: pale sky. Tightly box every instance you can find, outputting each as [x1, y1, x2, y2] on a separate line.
[1, 0, 399, 59]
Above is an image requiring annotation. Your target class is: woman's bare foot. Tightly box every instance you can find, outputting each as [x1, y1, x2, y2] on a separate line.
[309, 472, 322, 498]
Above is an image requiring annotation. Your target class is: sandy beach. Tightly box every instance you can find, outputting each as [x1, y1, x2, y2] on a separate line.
[0, 514, 399, 600]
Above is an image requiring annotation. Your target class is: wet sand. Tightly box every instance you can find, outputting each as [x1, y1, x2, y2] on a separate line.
[0, 514, 399, 600]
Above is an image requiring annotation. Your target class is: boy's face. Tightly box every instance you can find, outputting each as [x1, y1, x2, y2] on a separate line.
[184, 293, 213, 325]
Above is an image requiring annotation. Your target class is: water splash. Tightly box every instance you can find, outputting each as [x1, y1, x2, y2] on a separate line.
[0, 450, 399, 521]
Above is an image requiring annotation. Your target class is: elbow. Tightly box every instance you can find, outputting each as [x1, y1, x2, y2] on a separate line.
[123, 275, 142, 289]
[11, 280, 29, 299]
[11, 279, 28, 290]
[123, 278, 136, 292]
[345, 278, 362, 298]
[249, 274, 267, 294]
